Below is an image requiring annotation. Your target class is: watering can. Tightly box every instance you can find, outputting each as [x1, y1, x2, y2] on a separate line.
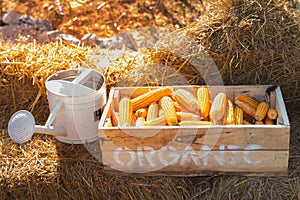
[8, 68, 106, 144]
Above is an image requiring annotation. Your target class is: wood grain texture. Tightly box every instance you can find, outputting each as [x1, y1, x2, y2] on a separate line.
[101, 149, 288, 175]
[99, 126, 289, 150]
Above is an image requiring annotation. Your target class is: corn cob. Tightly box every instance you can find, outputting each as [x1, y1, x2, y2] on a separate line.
[224, 98, 235, 125]
[176, 112, 201, 121]
[160, 96, 178, 126]
[121, 88, 152, 99]
[235, 106, 243, 125]
[197, 87, 211, 118]
[130, 112, 137, 126]
[119, 98, 132, 126]
[264, 117, 275, 125]
[158, 109, 165, 117]
[144, 116, 167, 126]
[235, 94, 260, 109]
[135, 108, 148, 119]
[255, 120, 264, 125]
[243, 120, 251, 125]
[267, 108, 278, 120]
[111, 111, 120, 126]
[209, 93, 227, 121]
[106, 104, 112, 119]
[179, 121, 213, 126]
[136, 117, 145, 126]
[255, 102, 269, 121]
[172, 89, 199, 113]
[146, 103, 159, 121]
[112, 89, 120, 112]
[234, 99, 256, 118]
[104, 118, 112, 127]
[172, 101, 182, 112]
[130, 87, 173, 111]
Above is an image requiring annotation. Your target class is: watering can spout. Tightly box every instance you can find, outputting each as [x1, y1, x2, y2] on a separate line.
[8, 110, 67, 144]
[34, 125, 67, 137]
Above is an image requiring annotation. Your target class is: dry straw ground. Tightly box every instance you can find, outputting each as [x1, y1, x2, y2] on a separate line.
[1, 0, 300, 199]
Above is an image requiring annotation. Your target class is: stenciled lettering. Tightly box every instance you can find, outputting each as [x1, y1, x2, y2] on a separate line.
[112, 144, 263, 167]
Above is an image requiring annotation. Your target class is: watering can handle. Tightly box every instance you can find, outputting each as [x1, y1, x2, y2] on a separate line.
[45, 100, 64, 128]
[72, 69, 93, 84]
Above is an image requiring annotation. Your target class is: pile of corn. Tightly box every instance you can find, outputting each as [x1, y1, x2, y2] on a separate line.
[103, 86, 278, 127]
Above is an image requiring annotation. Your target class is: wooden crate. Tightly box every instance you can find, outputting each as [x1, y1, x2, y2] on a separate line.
[98, 85, 290, 176]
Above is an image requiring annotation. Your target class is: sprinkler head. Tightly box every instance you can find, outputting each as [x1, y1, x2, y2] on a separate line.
[8, 110, 35, 144]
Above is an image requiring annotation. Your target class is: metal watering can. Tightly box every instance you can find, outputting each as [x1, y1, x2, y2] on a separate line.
[8, 68, 106, 144]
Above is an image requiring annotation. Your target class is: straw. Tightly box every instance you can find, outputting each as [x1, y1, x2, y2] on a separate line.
[1, 0, 300, 199]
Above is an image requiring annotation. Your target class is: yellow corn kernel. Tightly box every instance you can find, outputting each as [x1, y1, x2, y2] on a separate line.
[264, 117, 275, 125]
[179, 121, 213, 126]
[235, 106, 243, 125]
[135, 108, 148, 119]
[172, 101, 182, 112]
[172, 89, 199, 113]
[176, 112, 200, 121]
[106, 104, 112, 119]
[255, 120, 264, 125]
[146, 103, 159, 121]
[160, 96, 178, 126]
[121, 88, 152, 99]
[235, 94, 260, 109]
[136, 117, 145, 126]
[267, 108, 278, 120]
[130, 87, 173, 111]
[144, 116, 167, 126]
[224, 98, 235, 125]
[119, 98, 133, 126]
[111, 111, 120, 126]
[197, 87, 211, 118]
[255, 102, 269, 121]
[209, 93, 227, 121]
[130, 112, 137, 126]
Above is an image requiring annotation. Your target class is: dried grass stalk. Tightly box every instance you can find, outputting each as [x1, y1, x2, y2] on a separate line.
[150, 0, 300, 103]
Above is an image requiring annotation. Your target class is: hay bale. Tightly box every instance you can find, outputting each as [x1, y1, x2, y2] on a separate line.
[1, 1, 300, 198]
[151, 0, 300, 103]
[0, 41, 91, 88]
[86, 47, 155, 90]
[0, 41, 94, 129]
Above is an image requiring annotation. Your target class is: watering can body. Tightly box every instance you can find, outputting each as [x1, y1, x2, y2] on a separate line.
[45, 69, 106, 144]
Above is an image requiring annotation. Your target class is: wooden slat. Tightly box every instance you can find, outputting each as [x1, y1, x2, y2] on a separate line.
[101, 149, 288, 175]
[102, 168, 288, 177]
[269, 90, 276, 109]
[99, 126, 289, 150]
[98, 89, 114, 127]
[112, 89, 120, 112]
[275, 86, 290, 126]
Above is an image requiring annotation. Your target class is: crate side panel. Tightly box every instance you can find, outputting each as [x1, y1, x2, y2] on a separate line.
[99, 126, 289, 150]
[101, 148, 288, 175]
